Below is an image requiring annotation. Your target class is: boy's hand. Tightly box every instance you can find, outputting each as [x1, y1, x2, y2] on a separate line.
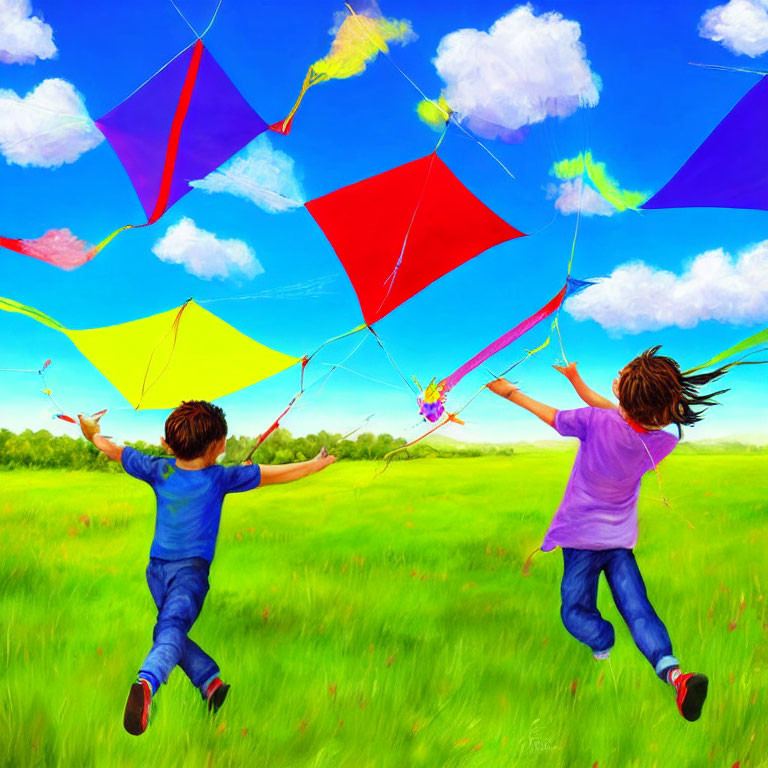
[487, 378, 519, 399]
[314, 447, 337, 471]
[78, 412, 103, 442]
[553, 361, 579, 380]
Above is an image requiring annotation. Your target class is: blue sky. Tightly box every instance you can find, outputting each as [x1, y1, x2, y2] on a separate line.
[0, 0, 766, 444]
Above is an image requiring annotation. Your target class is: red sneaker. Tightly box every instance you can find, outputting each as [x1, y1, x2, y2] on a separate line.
[674, 673, 708, 721]
[123, 679, 152, 735]
[205, 677, 231, 714]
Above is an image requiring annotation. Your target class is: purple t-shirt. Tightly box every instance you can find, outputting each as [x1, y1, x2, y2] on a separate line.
[541, 407, 678, 552]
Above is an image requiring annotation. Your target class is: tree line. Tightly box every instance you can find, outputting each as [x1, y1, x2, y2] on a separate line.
[0, 427, 514, 472]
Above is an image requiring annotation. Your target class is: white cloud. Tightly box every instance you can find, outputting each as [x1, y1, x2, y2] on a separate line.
[566, 240, 768, 333]
[431, 4, 600, 141]
[699, 0, 768, 56]
[0, 78, 103, 167]
[0, 0, 56, 64]
[152, 218, 264, 281]
[547, 178, 615, 217]
[190, 135, 304, 213]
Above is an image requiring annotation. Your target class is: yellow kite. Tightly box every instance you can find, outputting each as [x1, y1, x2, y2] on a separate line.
[0, 297, 299, 410]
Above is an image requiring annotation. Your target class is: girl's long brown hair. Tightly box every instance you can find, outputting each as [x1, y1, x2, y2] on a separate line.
[617, 346, 730, 430]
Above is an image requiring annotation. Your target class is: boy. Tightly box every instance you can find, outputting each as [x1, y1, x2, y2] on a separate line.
[488, 347, 730, 722]
[79, 400, 337, 736]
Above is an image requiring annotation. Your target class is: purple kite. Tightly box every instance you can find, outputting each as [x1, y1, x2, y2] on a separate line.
[0, 39, 269, 268]
[96, 39, 268, 223]
[643, 76, 768, 211]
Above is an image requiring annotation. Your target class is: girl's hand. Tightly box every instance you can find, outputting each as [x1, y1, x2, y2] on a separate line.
[487, 378, 519, 398]
[553, 361, 579, 379]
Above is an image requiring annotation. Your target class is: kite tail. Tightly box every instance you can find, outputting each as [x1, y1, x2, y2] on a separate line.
[0, 296, 66, 332]
[0, 236, 26, 256]
[684, 327, 768, 374]
[245, 390, 303, 463]
[270, 67, 326, 136]
[441, 283, 572, 394]
[91, 224, 136, 255]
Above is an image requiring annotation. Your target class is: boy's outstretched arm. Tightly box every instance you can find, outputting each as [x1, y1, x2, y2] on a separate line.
[259, 450, 337, 486]
[78, 414, 123, 462]
[487, 378, 557, 427]
[553, 362, 616, 410]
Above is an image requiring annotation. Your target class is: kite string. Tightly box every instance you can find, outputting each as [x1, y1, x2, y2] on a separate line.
[196, 276, 336, 303]
[39, 365, 69, 417]
[339, 413, 375, 441]
[0, 360, 71, 419]
[167, 0, 222, 40]
[301, 323, 368, 390]
[318, 362, 408, 393]
[119, 42, 196, 104]
[307, 332, 368, 400]
[246, 331, 368, 461]
[549, 153, 586, 366]
[367, 326, 418, 395]
[689, 61, 768, 76]
[136, 299, 192, 410]
[0, 367, 38, 372]
[0, 97, 92, 122]
[448, 116, 516, 180]
[168, 0, 200, 37]
[200, 0, 224, 38]
[343, 2, 515, 181]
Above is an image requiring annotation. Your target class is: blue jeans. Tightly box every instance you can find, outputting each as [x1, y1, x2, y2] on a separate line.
[139, 557, 219, 697]
[560, 548, 678, 680]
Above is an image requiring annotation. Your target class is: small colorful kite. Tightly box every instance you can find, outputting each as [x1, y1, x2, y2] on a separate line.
[0, 296, 299, 410]
[271, 1, 414, 135]
[305, 152, 526, 325]
[1, 39, 268, 267]
[643, 76, 768, 211]
[415, 277, 593, 423]
[0, 357, 91, 423]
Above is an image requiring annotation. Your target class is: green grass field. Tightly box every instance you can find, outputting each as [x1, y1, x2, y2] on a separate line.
[2, 453, 767, 768]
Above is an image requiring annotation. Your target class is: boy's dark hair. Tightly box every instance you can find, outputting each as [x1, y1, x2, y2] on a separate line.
[164, 401, 227, 460]
[617, 346, 730, 430]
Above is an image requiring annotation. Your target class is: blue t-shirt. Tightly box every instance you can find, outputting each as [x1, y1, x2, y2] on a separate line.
[122, 447, 262, 563]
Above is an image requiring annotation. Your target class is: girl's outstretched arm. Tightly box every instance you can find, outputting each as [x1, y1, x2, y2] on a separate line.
[553, 362, 617, 410]
[487, 379, 557, 427]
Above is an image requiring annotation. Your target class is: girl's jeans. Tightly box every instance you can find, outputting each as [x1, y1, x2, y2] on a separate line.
[560, 548, 678, 680]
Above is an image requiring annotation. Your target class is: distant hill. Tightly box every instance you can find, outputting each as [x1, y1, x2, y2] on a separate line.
[423, 434, 573, 453]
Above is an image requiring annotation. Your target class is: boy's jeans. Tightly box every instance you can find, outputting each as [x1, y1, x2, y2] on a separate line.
[560, 548, 678, 680]
[139, 557, 219, 697]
